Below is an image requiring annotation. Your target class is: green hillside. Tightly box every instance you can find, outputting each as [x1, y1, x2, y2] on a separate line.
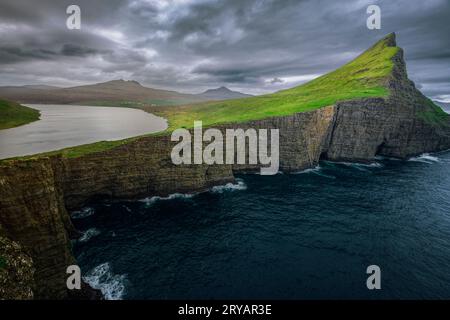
[4, 33, 446, 161]
[156, 33, 399, 130]
[0, 99, 40, 130]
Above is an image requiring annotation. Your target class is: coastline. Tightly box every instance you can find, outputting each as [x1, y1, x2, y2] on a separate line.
[1, 34, 450, 299]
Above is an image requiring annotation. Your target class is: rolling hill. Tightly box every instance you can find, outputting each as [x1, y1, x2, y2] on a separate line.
[0, 80, 207, 107]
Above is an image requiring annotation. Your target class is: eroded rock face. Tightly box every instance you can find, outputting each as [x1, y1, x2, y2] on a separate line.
[0, 236, 35, 300]
[0, 34, 449, 299]
[0, 160, 76, 299]
[321, 46, 450, 162]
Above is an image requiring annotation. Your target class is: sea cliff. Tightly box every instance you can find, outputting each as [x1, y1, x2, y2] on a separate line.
[0, 33, 449, 299]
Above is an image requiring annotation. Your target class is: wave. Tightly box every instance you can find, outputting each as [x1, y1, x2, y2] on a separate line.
[293, 165, 321, 174]
[408, 153, 440, 164]
[140, 192, 196, 206]
[83, 262, 126, 300]
[311, 171, 336, 179]
[140, 179, 248, 205]
[210, 179, 247, 193]
[375, 155, 402, 161]
[293, 165, 336, 179]
[335, 161, 384, 170]
[71, 207, 95, 219]
[79, 228, 101, 243]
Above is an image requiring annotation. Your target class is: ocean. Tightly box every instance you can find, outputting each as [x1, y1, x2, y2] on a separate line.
[73, 151, 450, 300]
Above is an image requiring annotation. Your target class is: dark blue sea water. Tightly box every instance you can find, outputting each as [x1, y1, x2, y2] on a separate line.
[72, 151, 450, 300]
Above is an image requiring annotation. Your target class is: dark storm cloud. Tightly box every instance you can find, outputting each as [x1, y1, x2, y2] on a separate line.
[60, 44, 109, 57]
[0, 0, 448, 98]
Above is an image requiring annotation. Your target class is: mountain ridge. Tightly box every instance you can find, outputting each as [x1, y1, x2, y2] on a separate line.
[0, 80, 256, 107]
[0, 79, 205, 106]
[197, 86, 253, 100]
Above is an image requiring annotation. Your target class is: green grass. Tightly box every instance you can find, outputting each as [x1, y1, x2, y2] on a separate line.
[0, 99, 40, 129]
[0, 34, 400, 161]
[2, 33, 446, 162]
[155, 34, 399, 130]
[418, 98, 450, 126]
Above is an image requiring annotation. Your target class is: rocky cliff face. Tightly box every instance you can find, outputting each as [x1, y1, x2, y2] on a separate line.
[0, 159, 76, 299]
[0, 236, 35, 299]
[321, 42, 450, 161]
[0, 34, 449, 299]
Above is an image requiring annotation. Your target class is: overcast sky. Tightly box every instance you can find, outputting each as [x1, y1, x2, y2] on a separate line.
[0, 0, 448, 100]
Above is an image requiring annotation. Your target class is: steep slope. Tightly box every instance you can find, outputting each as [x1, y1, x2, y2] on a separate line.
[1, 33, 450, 299]
[197, 86, 253, 100]
[320, 33, 450, 161]
[155, 34, 449, 134]
[155, 33, 402, 129]
[435, 101, 450, 113]
[0, 99, 40, 129]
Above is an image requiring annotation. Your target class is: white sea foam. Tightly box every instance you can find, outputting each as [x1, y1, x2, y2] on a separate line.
[374, 155, 401, 161]
[312, 171, 336, 179]
[83, 262, 126, 300]
[210, 179, 247, 193]
[408, 153, 440, 164]
[71, 207, 95, 219]
[140, 192, 196, 206]
[337, 161, 384, 169]
[79, 228, 101, 243]
[293, 165, 322, 174]
[293, 165, 336, 179]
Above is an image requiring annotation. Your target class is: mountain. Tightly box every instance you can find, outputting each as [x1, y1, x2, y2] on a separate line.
[22, 85, 61, 90]
[0, 81, 253, 107]
[0, 79, 206, 106]
[197, 86, 253, 100]
[157, 33, 448, 132]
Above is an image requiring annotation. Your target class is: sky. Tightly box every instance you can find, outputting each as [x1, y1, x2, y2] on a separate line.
[0, 0, 449, 100]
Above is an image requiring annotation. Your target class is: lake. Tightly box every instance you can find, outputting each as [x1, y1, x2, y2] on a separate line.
[0, 104, 167, 159]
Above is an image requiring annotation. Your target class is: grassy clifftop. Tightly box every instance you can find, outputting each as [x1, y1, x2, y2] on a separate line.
[155, 33, 400, 129]
[4, 33, 447, 160]
[0, 99, 40, 130]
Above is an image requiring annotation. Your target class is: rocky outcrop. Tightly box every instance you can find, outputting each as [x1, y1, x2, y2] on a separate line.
[0, 33, 449, 299]
[321, 41, 450, 161]
[0, 236, 35, 299]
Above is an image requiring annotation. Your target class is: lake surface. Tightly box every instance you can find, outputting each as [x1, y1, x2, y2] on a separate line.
[0, 104, 167, 159]
[73, 151, 450, 300]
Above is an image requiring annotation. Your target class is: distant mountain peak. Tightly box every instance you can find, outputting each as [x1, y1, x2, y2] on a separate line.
[198, 86, 252, 100]
[104, 79, 142, 86]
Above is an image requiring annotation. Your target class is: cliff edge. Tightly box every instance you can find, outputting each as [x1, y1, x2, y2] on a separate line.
[0, 33, 449, 299]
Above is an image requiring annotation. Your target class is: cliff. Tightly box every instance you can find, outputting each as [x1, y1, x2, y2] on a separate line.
[1, 33, 450, 299]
